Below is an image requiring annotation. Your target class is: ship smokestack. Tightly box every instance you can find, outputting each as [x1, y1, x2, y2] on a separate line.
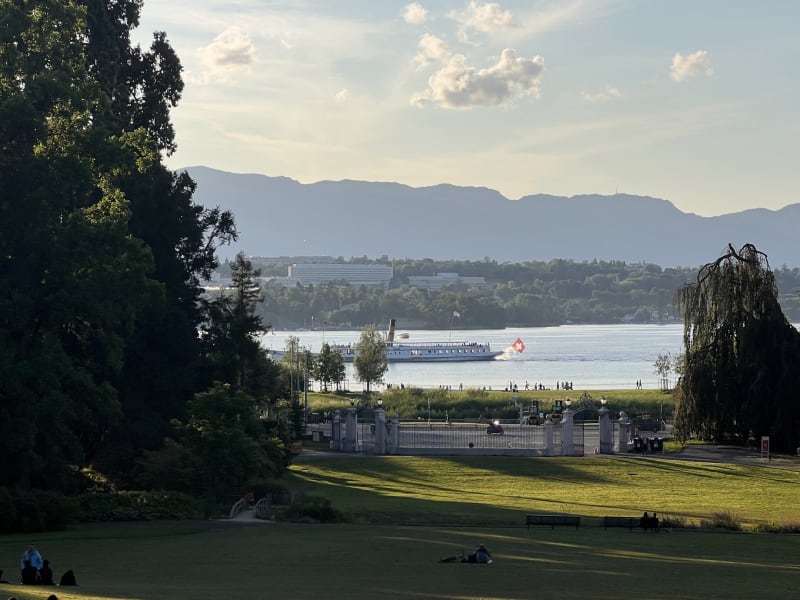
[387, 319, 396, 343]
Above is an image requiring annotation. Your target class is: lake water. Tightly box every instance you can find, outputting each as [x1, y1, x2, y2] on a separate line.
[260, 322, 800, 391]
[260, 323, 689, 391]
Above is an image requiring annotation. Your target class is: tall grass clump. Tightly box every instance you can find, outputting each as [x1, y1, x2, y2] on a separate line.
[701, 510, 743, 531]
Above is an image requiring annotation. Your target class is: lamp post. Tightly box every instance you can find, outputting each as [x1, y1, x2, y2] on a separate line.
[598, 396, 611, 454]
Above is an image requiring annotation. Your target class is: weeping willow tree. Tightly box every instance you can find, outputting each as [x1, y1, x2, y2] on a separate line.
[673, 244, 800, 452]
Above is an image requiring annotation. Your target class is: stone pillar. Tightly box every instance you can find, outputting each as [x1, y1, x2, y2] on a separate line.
[618, 419, 630, 454]
[331, 411, 342, 450]
[389, 416, 399, 454]
[598, 406, 613, 454]
[374, 408, 386, 455]
[545, 418, 554, 456]
[561, 408, 574, 456]
[345, 406, 358, 452]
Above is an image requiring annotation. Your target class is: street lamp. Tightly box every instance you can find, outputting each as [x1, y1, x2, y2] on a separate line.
[600, 396, 607, 407]
[565, 398, 572, 408]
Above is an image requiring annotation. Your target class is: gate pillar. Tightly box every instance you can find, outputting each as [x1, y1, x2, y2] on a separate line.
[545, 418, 554, 456]
[599, 406, 613, 454]
[331, 411, 342, 450]
[617, 414, 630, 453]
[344, 406, 358, 452]
[561, 408, 574, 456]
[388, 416, 399, 454]
[374, 408, 386, 455]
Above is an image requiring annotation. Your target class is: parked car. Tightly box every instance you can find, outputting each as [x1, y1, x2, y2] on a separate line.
[487, 420, 504, 435]
[633, 415, 663, 432]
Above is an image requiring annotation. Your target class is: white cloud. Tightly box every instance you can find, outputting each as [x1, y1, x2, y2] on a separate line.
[413, 33, 453, 69]
[403, 3, 428, 25]
[192, 26, 256, 83]
[451, 0, 517, 41]
[670, 50, 712, 82]
[581, 85, 622, 102]
[335, 88, 351, 103]
[411, 49, 544, 109]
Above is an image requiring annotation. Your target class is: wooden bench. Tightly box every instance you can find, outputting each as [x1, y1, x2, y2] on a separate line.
[603, 516, 640, 530]
[526, 514, 580, 530]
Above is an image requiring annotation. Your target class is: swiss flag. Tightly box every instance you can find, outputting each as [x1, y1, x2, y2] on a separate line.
[511, 338, 526, 353]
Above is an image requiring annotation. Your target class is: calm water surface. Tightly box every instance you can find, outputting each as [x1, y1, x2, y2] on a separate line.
[261, 322, 800, 391]
[260, 323, 687, 390]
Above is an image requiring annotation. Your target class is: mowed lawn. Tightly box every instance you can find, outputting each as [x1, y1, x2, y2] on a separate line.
[1, 453, 799, 600]
[286, 454, 800, 527]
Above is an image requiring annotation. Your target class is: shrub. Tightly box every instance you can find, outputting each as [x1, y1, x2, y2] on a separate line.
[754, 520, 800, 534]
[0, 487, 17, 531]
[700, 510, 743, 531]
[659, 514, 690, 529]
[79, 491, 202, 522]
[281, 494, 344, 523]
[0, 488, 78, 533]
[247, 477, 289, 501]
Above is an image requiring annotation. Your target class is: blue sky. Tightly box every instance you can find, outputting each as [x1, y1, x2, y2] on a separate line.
[136, 1, 798, 216]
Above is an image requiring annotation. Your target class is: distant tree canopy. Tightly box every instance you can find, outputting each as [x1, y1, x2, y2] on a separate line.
[353, 324, 388, 394]
[250, 257, 800, 329]
[673, 244, 800, 452]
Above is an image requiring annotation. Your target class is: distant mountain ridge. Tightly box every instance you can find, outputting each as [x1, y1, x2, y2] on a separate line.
[185, 166, 800, 268]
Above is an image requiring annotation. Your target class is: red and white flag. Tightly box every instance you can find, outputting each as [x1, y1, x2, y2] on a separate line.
[511, 338, 526, 353]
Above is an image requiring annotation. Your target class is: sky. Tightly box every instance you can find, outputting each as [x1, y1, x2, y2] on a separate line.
[135, 0, 799, 216]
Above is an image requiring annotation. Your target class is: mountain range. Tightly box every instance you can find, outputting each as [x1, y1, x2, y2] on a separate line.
[186, 166, 800, 268]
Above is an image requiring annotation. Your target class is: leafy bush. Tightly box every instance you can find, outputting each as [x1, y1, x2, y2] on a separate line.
[79, 491, 202, 522]
[247, 477, 289, 501]
[281, 494, 344, 523]
[659, 514, 690, 529]
[0, 488, 79, 533]
[700, 510, 743, 531]
[754, 520, 800, 534]
[0, 487, 17, 531]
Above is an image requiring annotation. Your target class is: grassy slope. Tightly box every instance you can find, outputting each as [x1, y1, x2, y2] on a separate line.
[286, 455, 800, 527]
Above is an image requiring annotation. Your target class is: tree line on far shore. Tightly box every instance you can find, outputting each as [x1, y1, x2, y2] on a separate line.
[227, 257, 800, 329]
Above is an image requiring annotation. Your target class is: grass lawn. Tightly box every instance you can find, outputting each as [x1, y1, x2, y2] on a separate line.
[2, 454, 799, 600]
[2, 521, 800, 600]
[286, 454, 800, 528]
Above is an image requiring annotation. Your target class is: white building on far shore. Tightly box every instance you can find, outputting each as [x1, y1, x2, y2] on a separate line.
[274, 263, 393, 288]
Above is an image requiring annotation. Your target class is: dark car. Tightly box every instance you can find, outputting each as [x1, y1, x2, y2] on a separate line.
[634, 415, 663, 432]
[487, 420, 504, 435]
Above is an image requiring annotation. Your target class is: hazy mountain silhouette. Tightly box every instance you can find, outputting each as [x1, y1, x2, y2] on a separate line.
[186, 166, 800, 268]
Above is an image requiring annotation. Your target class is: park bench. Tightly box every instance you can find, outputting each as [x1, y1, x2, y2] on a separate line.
[526, 514, 580, 530]
[602, 516, 640, 530]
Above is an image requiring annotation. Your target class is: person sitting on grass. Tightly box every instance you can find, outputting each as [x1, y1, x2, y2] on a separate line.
[39, 559, 54, 585]
[20, 560, 39, 585]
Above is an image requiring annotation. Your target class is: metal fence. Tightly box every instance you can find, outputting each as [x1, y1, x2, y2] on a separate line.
[314, 414, 634, 456]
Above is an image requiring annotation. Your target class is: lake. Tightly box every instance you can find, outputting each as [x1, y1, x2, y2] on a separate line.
[260, 323, 688, 391]
[261, 322, 800, 391]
